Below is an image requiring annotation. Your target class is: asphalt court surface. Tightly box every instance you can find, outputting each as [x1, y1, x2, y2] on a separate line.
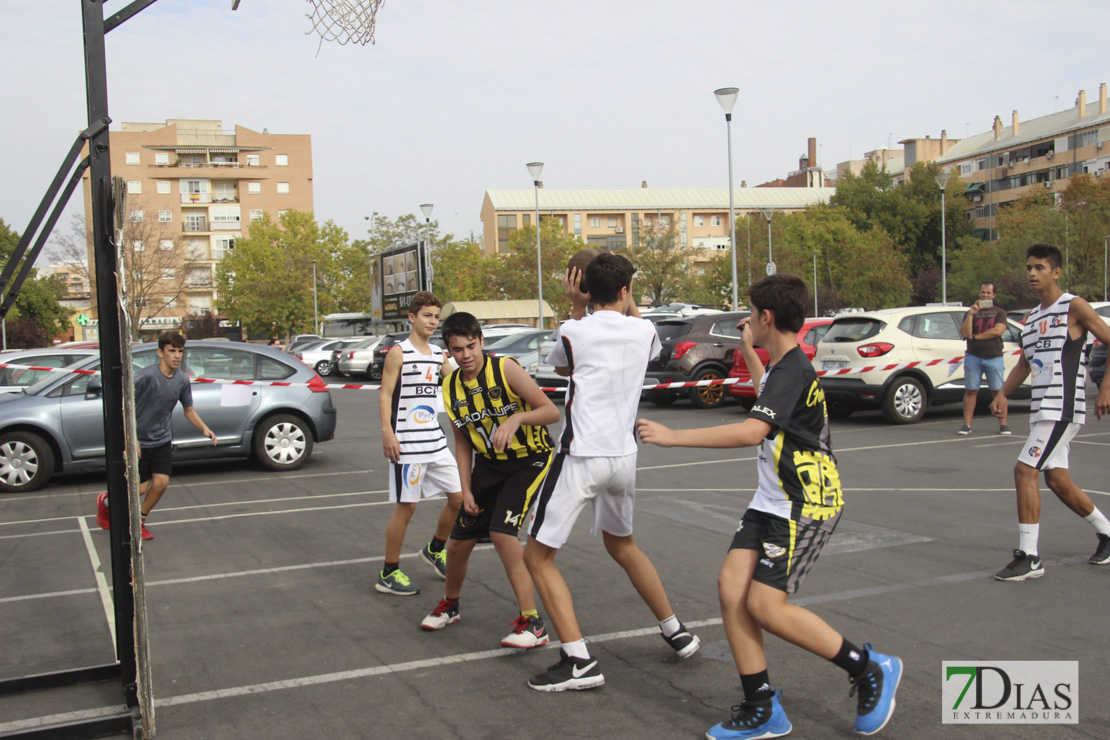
[3, 388, 1110, 739]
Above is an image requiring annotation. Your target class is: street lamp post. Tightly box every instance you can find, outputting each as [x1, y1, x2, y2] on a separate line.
[935, 172, 950, 304]
[365, 211, 377, 301]
[527, 162, 544, 328]
[311, 259, 319, 335]
[812, 250, 819, 317]
[760, 208, 774, 272]
[714, 86, 740, 310]
[420, 203, 433, 292]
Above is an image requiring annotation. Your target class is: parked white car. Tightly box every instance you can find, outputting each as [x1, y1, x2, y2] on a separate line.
[294, 338, 360, 376]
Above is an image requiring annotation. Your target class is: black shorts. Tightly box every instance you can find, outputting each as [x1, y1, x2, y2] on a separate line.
[138, 442, 173, 482]
[730, 508, 841, 594]
[452, 451, 553, 540]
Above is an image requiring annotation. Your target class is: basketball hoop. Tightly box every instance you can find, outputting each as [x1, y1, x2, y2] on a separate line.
[305, 0, 385, 56]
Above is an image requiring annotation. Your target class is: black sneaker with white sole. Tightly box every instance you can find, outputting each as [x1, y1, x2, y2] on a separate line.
[994, 549, 1044, 581]
[528, 648, 604, 692]
[661, 622, 701, 658]
[1090, 534, 1110, 565]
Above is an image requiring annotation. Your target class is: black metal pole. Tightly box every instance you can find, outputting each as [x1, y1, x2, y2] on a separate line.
[81, 0, 138, 710]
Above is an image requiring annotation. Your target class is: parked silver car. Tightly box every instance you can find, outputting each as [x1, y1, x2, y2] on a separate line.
[295, 338, 360, 376]
[0, 341, 338, 492]
[336, 335, 384, 378]
[0, 347, 99, 393]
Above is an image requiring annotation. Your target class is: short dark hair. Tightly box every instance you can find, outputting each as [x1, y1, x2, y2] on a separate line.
[585, 252, 635, 305]
[442, 312, 482, 344]
[979, 281, 997, 293]
[409, 291, 441, 316]
[1026, 243, 1062, 270]
[745, 274, 807, 333]
[158, 331, 185, 350]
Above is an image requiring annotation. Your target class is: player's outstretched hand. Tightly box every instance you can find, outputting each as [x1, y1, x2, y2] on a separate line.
[636, 418, 675, 447]
[990, 393, 1008, 419]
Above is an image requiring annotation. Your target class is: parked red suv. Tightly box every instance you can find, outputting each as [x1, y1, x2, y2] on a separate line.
[726, 318, 833, 410]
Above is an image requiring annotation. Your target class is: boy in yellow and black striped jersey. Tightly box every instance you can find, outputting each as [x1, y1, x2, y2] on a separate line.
[637, 274, 902, 738]
[418, 312, 561, 649]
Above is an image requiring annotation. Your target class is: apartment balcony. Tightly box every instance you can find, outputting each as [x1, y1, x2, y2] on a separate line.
[183, 220, 208, 233]
[182, 193, 213, 204]
[210, 220, 241, 231]
[186, 280, 214, 290]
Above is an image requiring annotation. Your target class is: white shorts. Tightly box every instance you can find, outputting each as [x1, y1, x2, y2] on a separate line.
[527, 452, 637, 548]
[388, 453, 461, 503]
[1017, 420, 1081, 471]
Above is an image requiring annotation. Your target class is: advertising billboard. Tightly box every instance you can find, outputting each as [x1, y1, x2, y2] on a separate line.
[377, 241, 428, 321]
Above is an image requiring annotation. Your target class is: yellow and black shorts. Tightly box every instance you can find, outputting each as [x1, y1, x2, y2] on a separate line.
[452, 451, 552, 540]
[730, 508, 842, 594]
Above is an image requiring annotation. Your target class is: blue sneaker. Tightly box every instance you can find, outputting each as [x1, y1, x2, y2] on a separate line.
[850, 644, 902, 735]
[706, 689, 791, 739]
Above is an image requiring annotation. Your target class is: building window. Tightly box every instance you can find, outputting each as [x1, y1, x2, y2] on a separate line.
[276, 182, 290, 194]
[131, 239, 145, 251]
[211, 206, 241, 225]
[163, 296, 177, 308]
[960, 162, 973, 175]
[162, 268, 175, 280]
[275, 154, 288, 166]
[250, 209, 263, 222]
[212, 236, 236, 259]
[127, 181, 142, 194]
[186, 239, 207, 259]
[156, 180, 171, 194]
[1080, 130, 1098, 148]
[496, 214, 517, 252]
[589, 216, 601, 228]
[644, 216, 653, 227]
[159, 210, 172, 222]
[522, 214, 531, 228]
[606, 236, 626, 250]
[155, 151, 170, 166]
[573, 213, 582, 236]
[607, 216, 618, 228]
[248, 182, 261, 195]
[278, 210, 289, 218]
[247, 153, 260, 167]
[126, 152, 140, 165]
[660, 215, 671, 227]
[694, 215, 705, 227]
[130, 209, 143, 222]
[160, 239, 174, 250]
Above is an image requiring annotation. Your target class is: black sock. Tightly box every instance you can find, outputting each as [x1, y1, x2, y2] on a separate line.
[382, 562, 399, 576]
[429, 537, 446, 554]
[740, 670, 774, 702]
[831, 639, 869, 678]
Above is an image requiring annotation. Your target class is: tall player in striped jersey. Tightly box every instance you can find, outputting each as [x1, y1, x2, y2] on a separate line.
[375, 292, 463, 596]
[418, 312, 560, 647]
[991, 244, 1110, 581]
[638, 275, 901, 738]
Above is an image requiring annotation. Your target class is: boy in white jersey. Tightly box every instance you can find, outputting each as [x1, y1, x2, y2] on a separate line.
[375, 292, 463, 596]
[523, 253, 700, 693]
[637, 275, 901, 738]
[991, 244, 1110, 580]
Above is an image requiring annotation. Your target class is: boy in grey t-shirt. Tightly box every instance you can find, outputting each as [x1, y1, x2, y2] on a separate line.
[96, 332, 215, 540]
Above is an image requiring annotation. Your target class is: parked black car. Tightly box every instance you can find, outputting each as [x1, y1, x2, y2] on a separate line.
[643, 311, 750, 409]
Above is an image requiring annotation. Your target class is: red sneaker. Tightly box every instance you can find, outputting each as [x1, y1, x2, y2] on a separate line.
[95, 492, 110, 530]
[140, 524, 154, 541]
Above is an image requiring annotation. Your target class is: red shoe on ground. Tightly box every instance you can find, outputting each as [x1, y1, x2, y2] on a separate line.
[95, 492, 110, 530]
[140, 524, 154, 541]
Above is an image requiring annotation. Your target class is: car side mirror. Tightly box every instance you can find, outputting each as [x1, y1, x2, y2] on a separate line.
[85, 376, 103, 398]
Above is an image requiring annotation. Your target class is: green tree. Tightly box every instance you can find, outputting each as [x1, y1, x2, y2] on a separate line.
[216, 211, 350, 337]
[492, 219, 585, 326]
[622, 223, 690, 306]
[1, 217, 72, 347]
[431, 240, 497, 303]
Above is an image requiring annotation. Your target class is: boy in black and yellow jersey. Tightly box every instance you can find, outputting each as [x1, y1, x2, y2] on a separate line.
[638, 275, 902, 739]
[419, 312, 561, 649]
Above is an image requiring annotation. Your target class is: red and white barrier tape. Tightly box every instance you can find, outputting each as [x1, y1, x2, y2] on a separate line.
[1, 349, 1018, 394]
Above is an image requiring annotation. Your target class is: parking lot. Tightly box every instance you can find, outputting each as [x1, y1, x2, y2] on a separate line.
[2, 388, 1108, 739]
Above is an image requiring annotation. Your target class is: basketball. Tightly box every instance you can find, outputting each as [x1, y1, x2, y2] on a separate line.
[567, 247, 603, 294]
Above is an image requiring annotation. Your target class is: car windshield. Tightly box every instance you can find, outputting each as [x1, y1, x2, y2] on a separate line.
[654, 322, 693, 342]
[823, 318, 885, 343]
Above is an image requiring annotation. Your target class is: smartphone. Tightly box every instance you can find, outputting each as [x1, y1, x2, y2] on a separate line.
[978, 299, 993, 309]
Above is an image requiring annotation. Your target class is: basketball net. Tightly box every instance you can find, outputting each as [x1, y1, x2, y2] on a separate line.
[305, 0, 385, 56]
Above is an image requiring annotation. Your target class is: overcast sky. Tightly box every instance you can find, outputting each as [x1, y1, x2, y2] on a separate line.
[1, 0, 1105, 253]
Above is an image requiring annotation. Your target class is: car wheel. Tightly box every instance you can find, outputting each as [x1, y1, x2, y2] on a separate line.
[253, 414, 314, 471]
[314, 360, 331, 376]
[648, 392, 677, 407]
[369, 365, 382, 381]
[689, 367, 727, 409]
[0, 431, 55, 493]
[881, 376, 926, 424]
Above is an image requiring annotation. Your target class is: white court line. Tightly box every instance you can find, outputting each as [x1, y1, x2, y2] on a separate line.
[1, 554, 1092, 734]
[76, 515, 116, 645]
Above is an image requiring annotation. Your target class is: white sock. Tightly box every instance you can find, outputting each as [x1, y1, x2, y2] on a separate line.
[1018, 523, 1039, 556]
[561, 639, 590, 660]
[659, 615, 680, 637]
[1084, 508, 1110, 537]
